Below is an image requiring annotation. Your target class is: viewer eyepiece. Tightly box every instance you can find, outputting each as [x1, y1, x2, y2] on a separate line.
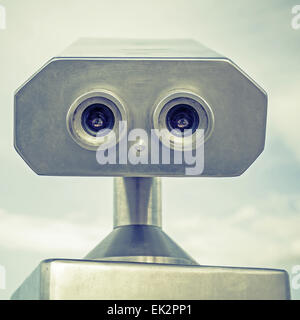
[81, 103, 115, 136]
[166, 104, 200, 136]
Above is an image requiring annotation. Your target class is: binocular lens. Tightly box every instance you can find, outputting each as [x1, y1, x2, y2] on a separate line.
[81, 104, 115, 136]
[166, 104, 200, 136]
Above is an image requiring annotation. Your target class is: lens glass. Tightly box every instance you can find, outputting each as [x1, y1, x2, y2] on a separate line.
[166, 104, 199, 136]
[81, 104, 115, 136]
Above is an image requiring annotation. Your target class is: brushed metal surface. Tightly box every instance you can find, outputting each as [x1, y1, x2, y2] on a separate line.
[14, 39, 267, 177]
[11, 259, 290, 300]
[84, 225, 198, 265]
[59, 38, 221, 58]
[114, 177, 162, 228]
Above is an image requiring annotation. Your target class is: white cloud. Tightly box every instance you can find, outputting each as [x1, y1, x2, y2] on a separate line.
[1, 193, 300, 299]
[0, 209, 109, 257]
[1, 192, 299, 268]
[166, 193, 300, 268]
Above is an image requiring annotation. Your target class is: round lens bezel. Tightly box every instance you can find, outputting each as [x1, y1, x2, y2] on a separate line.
[152, 90, 214, 151]
[66, 90, 127, 151]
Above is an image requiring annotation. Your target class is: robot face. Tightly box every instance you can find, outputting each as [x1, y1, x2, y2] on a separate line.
[14, 39, 267, 177]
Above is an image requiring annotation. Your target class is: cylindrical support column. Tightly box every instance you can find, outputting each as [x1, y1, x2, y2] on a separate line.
[113, 177, 162, 228]
[86, 177, 197, 265]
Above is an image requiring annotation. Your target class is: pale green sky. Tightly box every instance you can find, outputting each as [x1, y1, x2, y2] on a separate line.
[0, 0, 300, 299]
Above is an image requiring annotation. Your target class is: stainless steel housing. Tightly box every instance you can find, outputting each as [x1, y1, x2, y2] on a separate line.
[14, 39, 267, 176]
[11, 260, 290, 300]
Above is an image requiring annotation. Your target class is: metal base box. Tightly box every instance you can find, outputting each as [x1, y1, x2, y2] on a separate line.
[11, 259, 290, 300]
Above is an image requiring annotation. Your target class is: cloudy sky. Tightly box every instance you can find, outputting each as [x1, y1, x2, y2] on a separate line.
[0, 0, 299, 299]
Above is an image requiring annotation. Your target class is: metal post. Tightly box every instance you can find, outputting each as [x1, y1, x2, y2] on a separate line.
[84, 177, 197, 265]
[113, 177, 162, 228]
